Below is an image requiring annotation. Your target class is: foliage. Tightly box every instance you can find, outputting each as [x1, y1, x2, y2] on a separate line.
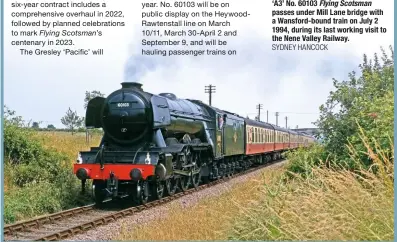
[4, 105, 25, 127]
[84, 90, 105, 109]
[312, 46, 394, 168]
[229, 130, 394, 241]
[61, 107, 84, 134]
[4, 108, 95, 224]
[47, 124, 56, 129]
[284, 144, 327, 178]
[32, 121, 40, 129]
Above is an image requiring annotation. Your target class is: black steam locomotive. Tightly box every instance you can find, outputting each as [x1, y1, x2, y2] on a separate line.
[74, 82, 315, 204]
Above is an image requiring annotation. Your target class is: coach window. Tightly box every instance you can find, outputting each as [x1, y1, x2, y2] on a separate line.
[264, 130, 267, 143]
[267, 131, 270, 143]
[258, 128, 263, 143]
[257, 128, 260, 144]
[258, 129, 261, 143]
[265, 130, 267, 143]
[258, 128, 261, 143]
[266, 130, 268, 143]
[257, 128, 259, 143]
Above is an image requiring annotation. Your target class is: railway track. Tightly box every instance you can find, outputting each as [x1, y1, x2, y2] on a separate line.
[4, 159, 286, 241]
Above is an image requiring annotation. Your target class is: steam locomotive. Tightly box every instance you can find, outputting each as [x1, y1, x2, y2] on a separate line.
[73, 82, 315, 204]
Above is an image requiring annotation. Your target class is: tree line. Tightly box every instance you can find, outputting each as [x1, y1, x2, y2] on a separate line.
[28, 90, 105, 134]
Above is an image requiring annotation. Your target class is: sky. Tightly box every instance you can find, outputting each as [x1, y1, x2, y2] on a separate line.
[4, 0, 394, 129]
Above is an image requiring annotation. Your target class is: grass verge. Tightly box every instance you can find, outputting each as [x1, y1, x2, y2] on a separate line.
[117, 165, 286, 240]
[229, 129, 394, 240]
[117, 131, 393, 241]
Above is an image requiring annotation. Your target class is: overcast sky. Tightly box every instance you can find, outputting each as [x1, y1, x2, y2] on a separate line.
[4, 0, 394, 129]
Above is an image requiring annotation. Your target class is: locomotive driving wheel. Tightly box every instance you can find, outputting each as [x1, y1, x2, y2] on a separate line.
[179, 175, 191, 192]
[165, 177, 177, 196]
[179, 147, 192, 192]
[153, 181, 165, 200]
[191, 152, 201, 188]
[132, 181, 149, 205]
[93, 181, 106, 205]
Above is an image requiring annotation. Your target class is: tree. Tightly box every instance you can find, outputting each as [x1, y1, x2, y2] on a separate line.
[61, 108, 84, 135]
[314, 45, 394, 167]
[47, 124, 56, 129]
[4, 106, 24, 127]
[32, 122, 40, 129]
[84, 90, 105, 109]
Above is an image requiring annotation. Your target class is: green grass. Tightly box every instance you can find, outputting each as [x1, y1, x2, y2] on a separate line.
[4, 125, 101, 224]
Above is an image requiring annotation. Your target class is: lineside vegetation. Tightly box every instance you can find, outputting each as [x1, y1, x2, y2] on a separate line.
[118, 46, 394, 240]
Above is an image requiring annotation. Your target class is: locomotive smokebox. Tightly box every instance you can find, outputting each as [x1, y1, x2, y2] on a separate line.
[121, 82, 143, 91]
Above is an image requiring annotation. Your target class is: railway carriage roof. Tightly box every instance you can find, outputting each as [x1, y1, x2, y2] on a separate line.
[273, 125, 290, 133]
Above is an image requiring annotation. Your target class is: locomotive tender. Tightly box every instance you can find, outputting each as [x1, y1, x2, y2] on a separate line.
[74, 82, 315, 204]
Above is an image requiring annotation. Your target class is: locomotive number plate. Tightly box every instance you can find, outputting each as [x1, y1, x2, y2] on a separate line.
[117, 102, 130, 108]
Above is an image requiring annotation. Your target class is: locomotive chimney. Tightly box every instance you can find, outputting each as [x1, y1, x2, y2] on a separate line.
[121, 82, 143, 91]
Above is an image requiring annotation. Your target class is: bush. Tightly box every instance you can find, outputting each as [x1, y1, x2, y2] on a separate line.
[4, 108, 92, 224]
[316, 46, 393, 165]
[286, 46, 394, 174]
[284, 144, 327, 178]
